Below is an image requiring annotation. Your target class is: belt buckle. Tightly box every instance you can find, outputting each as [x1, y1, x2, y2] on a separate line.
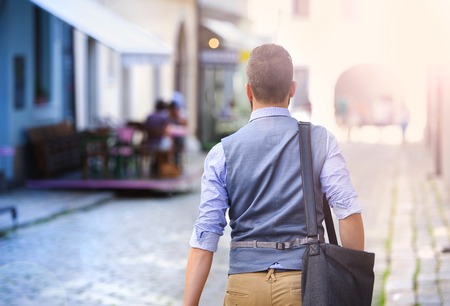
[276, 242, 285, 250]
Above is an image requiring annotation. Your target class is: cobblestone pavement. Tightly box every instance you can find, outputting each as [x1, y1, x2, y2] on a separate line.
[0, 188, 208, 305]
[0, 143, 449, 305]
[343, 143, 450, 306]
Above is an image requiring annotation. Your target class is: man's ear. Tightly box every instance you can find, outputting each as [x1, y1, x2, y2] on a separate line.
[289, 81, 297, 98]
[246, 83, 253, 102]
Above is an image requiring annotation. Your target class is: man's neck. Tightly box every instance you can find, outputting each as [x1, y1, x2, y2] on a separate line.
[251, 100, 289, 111]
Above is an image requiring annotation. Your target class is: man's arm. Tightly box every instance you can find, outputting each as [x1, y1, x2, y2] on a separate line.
[183, 143, 228, 305]
[339, 213, 365, 251]
[183, 247, 214, 306]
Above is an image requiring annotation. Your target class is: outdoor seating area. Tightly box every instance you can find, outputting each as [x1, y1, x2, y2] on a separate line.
[81, 122, 181, 180]
[27, 121, 184, 182]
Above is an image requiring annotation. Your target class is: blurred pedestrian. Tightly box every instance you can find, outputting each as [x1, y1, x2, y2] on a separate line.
[143, 99, 172, 176]
[172, 91, 187, 118]
[183, 44, 365, 305]
[144, 99, 171, 151]
[399, 103, 410, 144]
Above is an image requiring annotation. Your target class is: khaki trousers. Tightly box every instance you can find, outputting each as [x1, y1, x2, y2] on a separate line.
[223, 269, 302, 306]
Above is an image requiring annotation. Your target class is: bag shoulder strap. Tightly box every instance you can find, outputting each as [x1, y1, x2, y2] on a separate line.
[298, 121, 338, 245]
[323, 195, 338, 245]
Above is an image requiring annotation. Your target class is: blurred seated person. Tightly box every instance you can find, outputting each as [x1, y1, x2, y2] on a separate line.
[172, 91, 187, 118]
[168, 100, 187, 170]
[141, 99, 174, 177]
[144, 99, 172, 151]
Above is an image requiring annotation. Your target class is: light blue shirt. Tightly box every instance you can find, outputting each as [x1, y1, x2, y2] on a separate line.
[190, 107, 362, 252]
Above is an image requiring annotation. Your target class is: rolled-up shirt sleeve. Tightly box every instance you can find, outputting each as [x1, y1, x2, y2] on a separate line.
[190, 143, 229, 252]
[320, 131, 362, 219]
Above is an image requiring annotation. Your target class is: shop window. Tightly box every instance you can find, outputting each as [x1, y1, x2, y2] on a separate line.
[34, 7, 51, 105]
[13, 55, 26, 110]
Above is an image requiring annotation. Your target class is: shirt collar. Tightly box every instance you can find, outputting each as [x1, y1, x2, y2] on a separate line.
[249, 107, 291, 122]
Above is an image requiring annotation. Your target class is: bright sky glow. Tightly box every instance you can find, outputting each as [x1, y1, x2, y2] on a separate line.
[247, 0, 450, 143]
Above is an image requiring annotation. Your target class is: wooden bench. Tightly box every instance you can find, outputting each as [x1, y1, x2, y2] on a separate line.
[27, 121, 82, 178]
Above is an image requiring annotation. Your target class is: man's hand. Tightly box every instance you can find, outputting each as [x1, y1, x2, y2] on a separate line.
[339, 213, 365, 251]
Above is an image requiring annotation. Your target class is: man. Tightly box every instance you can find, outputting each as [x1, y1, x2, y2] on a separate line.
[183, 44, 364, 305]
[144, 99, 172, 176]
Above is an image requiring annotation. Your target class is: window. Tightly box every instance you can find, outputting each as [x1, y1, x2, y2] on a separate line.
[293, 0, 310, 17]
[61, 23, 75, 119]
[34, 7, 51, 105]
[13, 56, 26, 109]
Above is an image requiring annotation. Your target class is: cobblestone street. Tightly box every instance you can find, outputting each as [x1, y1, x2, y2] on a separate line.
[1, 143, 450, 305]
[0, 187, 211, 305]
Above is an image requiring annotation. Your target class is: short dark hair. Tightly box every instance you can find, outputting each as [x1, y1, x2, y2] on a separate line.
[155, 99, 167, 111]
[246, 44, 293, 104]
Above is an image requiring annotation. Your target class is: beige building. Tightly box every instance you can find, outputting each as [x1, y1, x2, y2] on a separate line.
[196, 0, 263, 148]
[249, 0, 450, 187]
[84, 0, 199, 136]
[93, 0, 260, 148]
[249, 1, 448, 136]
[428, 66, 450, 189]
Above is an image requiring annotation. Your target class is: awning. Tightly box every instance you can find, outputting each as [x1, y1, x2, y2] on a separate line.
[200, 49, 240, 66]
[201, 18, 261, 51]
[30, 0, 172, 66]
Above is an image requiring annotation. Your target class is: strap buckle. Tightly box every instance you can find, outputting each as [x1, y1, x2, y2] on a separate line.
[307, 235, 320, 244]
[276, 242, 285, 250]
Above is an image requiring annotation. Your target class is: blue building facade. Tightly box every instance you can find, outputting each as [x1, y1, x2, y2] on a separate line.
[1, 0, 73, 184]
[0, 0, 173, 186]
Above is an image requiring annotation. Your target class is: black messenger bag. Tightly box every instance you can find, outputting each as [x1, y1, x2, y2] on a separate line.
[298, 122, 375, 306]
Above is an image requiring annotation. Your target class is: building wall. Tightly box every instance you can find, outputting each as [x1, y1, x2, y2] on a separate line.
[73, 30, 89, 130]
[73, 31, 125, 129]
[443, 74, 450, 189]
[96, 44, 122, 124]
[96, 0, 199, 135]
[428, 66, 450, 189]
[427, 67, 442, 177]
[3, 0, 35, 146]
[249, 0, 450, 187]
[0, 0, 9, 147]
[1, 0, 97, 181]
[249, 0, 447, 142]
[1, 0, 69, 181]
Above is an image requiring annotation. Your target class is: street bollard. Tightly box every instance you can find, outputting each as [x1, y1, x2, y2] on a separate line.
[0, 146, 16, 192]
[0, 206, 18, 229]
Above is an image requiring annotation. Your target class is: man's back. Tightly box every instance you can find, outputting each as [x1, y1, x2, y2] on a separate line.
[144, 111, 169, 149]
[183, 43, 364, 306]
[222, 111, 328, 274]
[146, 111, 168, 129]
